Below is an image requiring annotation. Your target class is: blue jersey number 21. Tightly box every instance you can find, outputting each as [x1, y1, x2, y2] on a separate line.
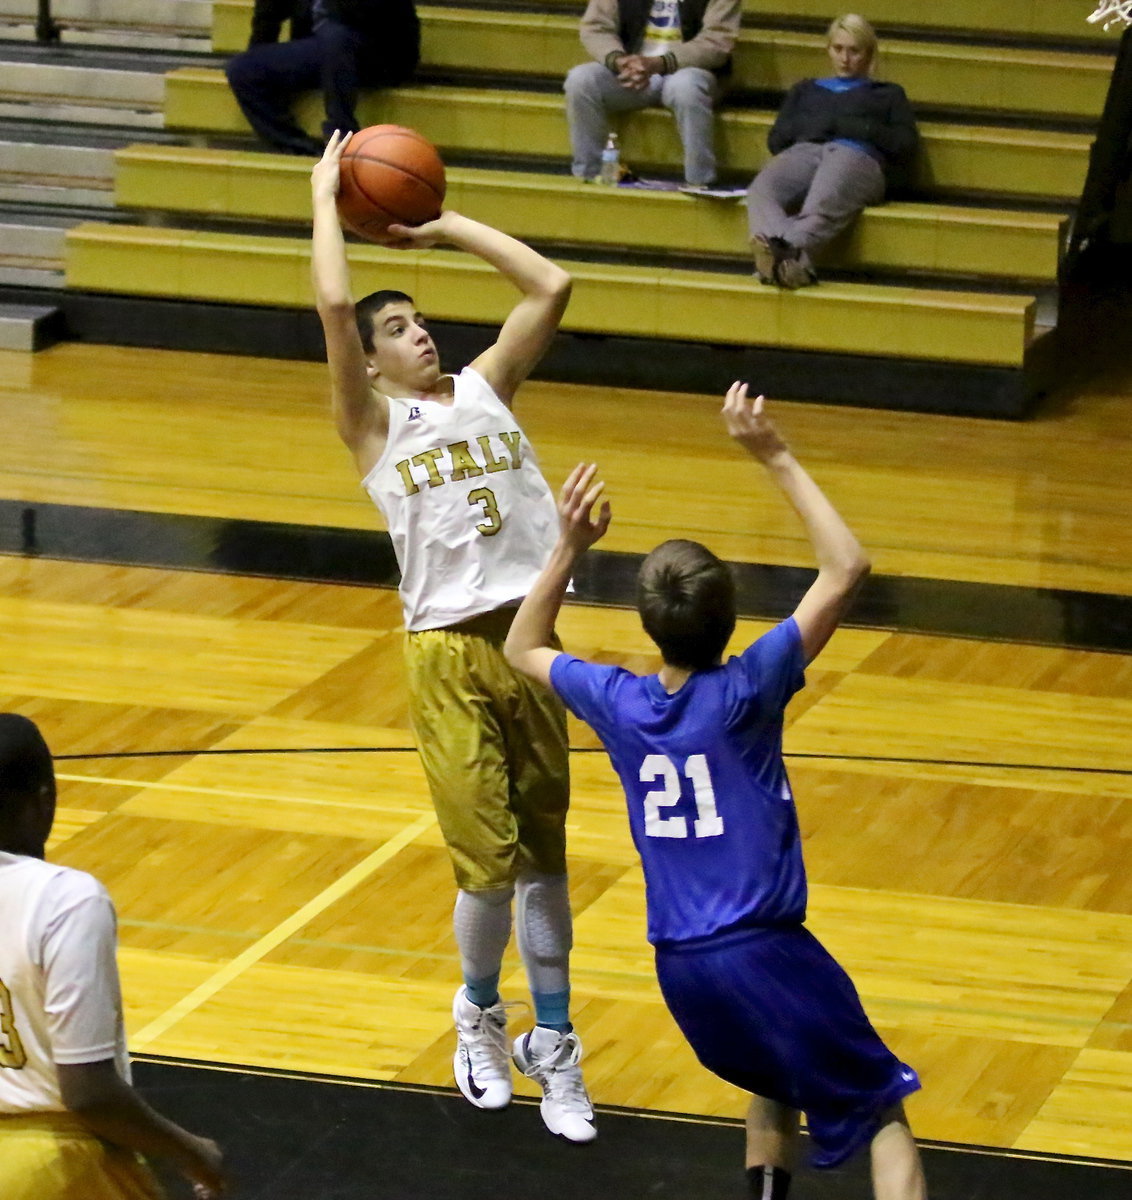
[640, 754, 724, 839]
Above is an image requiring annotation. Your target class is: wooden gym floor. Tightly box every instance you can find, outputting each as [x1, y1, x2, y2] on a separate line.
[1, 341, 1131, 1191]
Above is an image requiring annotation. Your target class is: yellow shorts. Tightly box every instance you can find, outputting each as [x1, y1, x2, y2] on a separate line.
[405, 608, 570, 891]
[0, 1113, 165, 1200]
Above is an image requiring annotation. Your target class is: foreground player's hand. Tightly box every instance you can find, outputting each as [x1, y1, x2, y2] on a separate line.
[722, 381, 789, 463]
[183, 1133, 226, 1197]
[311, 128, 350, 201]
[558, 463, 611, 554]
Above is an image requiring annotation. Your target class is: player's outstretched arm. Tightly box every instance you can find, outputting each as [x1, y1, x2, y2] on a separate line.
[386, 211, 571, 406]
[722, 382, 870, 663]
[311, 131, 388, 469]
[59, 1060, 226, 1197]
[505, 463, 611, 687]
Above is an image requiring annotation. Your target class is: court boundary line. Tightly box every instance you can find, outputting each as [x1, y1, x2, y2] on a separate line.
[54, 747, 1132, 776]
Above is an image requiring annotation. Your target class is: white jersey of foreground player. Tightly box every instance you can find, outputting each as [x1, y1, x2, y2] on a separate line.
[363, 365, 559, 632]
[0, 852, 130, 1114]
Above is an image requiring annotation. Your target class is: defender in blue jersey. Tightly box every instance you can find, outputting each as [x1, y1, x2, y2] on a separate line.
[504, 383, 927, 1200]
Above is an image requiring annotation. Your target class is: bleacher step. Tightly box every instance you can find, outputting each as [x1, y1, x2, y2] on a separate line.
[0, 59, 165, 127]
[211, 3, 1113, 123]
[64, 221, 1038, 368]
[112, 145, 1069, 284]
[531, 0, 1118, 46]
[163, 71, 1093, 201]
[0, 0, 211, 50]
[0, 221, 67, 288]
[0, 140, 115, 207]
[0, 302, 65, 350]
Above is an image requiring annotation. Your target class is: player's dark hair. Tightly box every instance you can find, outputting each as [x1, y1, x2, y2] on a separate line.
[637, 539, 736, 671]
[355, 290, 415, 354]
[0, 713, 55, 818]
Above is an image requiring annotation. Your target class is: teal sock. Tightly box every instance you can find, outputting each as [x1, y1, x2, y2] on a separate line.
[464, 972, 501, 1009]
[532, 988, 571, 1032]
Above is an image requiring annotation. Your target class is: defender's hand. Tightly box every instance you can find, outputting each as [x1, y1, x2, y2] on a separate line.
[557, 463, 611, 553]
[721, 382, 790, 463]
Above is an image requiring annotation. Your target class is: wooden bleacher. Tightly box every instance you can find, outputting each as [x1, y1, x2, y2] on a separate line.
[59, 0, 1116, 415]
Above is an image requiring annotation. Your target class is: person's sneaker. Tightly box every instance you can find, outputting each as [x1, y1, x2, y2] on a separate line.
[513, 1027, 597, 1143]
[751, 235, 777, 284]
[452, 986, 513, 1110]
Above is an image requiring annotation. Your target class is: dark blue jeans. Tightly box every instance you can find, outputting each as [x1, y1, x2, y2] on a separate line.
[225, 20, 414, 154]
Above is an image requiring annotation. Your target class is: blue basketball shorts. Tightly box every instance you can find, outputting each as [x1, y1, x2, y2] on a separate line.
[655, 923, 920, 1168]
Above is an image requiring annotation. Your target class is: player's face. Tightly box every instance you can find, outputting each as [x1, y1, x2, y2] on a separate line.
[367, 302, 441, 391]
[828, 32, 870, 78]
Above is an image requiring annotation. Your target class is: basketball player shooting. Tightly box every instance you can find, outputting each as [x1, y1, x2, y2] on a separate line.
[309, 131, 597, 1143]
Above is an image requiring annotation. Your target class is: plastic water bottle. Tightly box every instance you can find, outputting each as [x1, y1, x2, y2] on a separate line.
[598, 133, 620, 185]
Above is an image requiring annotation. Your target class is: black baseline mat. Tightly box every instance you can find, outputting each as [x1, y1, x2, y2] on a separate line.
[135, 1058, 1132, 1200]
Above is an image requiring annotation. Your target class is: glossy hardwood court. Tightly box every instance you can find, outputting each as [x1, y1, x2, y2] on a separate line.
[1, 342, 1131, 1167]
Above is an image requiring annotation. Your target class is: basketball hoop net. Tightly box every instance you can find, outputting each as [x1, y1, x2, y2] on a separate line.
[1089, 1, 1132, 29]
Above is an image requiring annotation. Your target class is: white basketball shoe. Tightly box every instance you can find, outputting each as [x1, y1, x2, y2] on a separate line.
[512, 1026, 597, 1143]
[452, 986, 513, 1110]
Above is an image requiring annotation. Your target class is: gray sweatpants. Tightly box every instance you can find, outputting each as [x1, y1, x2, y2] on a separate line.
[746, 141, 886, 257]
[564, 60, 721, 186]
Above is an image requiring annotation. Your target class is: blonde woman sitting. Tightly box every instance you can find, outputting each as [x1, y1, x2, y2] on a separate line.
[747, 13, 918, 288]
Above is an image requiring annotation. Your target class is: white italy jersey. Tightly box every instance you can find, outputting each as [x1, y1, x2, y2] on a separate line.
[0, 852, 130, 1114]
[362, 366, 559, 631]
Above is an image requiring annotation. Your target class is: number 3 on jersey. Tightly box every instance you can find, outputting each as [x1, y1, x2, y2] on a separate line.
[0, 977, 27, 1069]
[640, 754, 724, 839]
[468, 487, 502, 536]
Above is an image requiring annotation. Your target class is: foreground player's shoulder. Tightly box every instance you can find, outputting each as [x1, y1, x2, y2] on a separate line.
[20, 861, 114, 955]
[41, 861, 112, 912]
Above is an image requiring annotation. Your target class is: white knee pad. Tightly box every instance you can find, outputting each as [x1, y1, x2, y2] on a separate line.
[516, 872, 573, 995]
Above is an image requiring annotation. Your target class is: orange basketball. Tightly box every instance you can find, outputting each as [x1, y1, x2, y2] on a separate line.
[336, 125, 446, 243]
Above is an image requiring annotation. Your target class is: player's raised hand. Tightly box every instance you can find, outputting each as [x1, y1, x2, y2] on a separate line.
[721, 381, 789, 463]
[384, 210, 458, 250]
[311, 129, 351, 200]
[558, 463, 611, 554]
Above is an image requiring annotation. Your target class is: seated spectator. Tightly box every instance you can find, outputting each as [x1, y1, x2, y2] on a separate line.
[226, 0, 420, 157]
[747, 13, 918, 287]
[564, 0, 741, 187]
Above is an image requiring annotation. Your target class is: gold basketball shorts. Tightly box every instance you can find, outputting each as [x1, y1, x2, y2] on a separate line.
[0, 1113, 165, 1200]
[405, 607, 570, 892]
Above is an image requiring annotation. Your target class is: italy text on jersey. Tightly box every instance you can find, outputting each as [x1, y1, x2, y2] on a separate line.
[393, 431, 523, 496]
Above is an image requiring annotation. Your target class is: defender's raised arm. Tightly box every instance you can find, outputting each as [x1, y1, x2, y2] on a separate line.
[505, 463, 610, 688]
[722, 382, 870, 663]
